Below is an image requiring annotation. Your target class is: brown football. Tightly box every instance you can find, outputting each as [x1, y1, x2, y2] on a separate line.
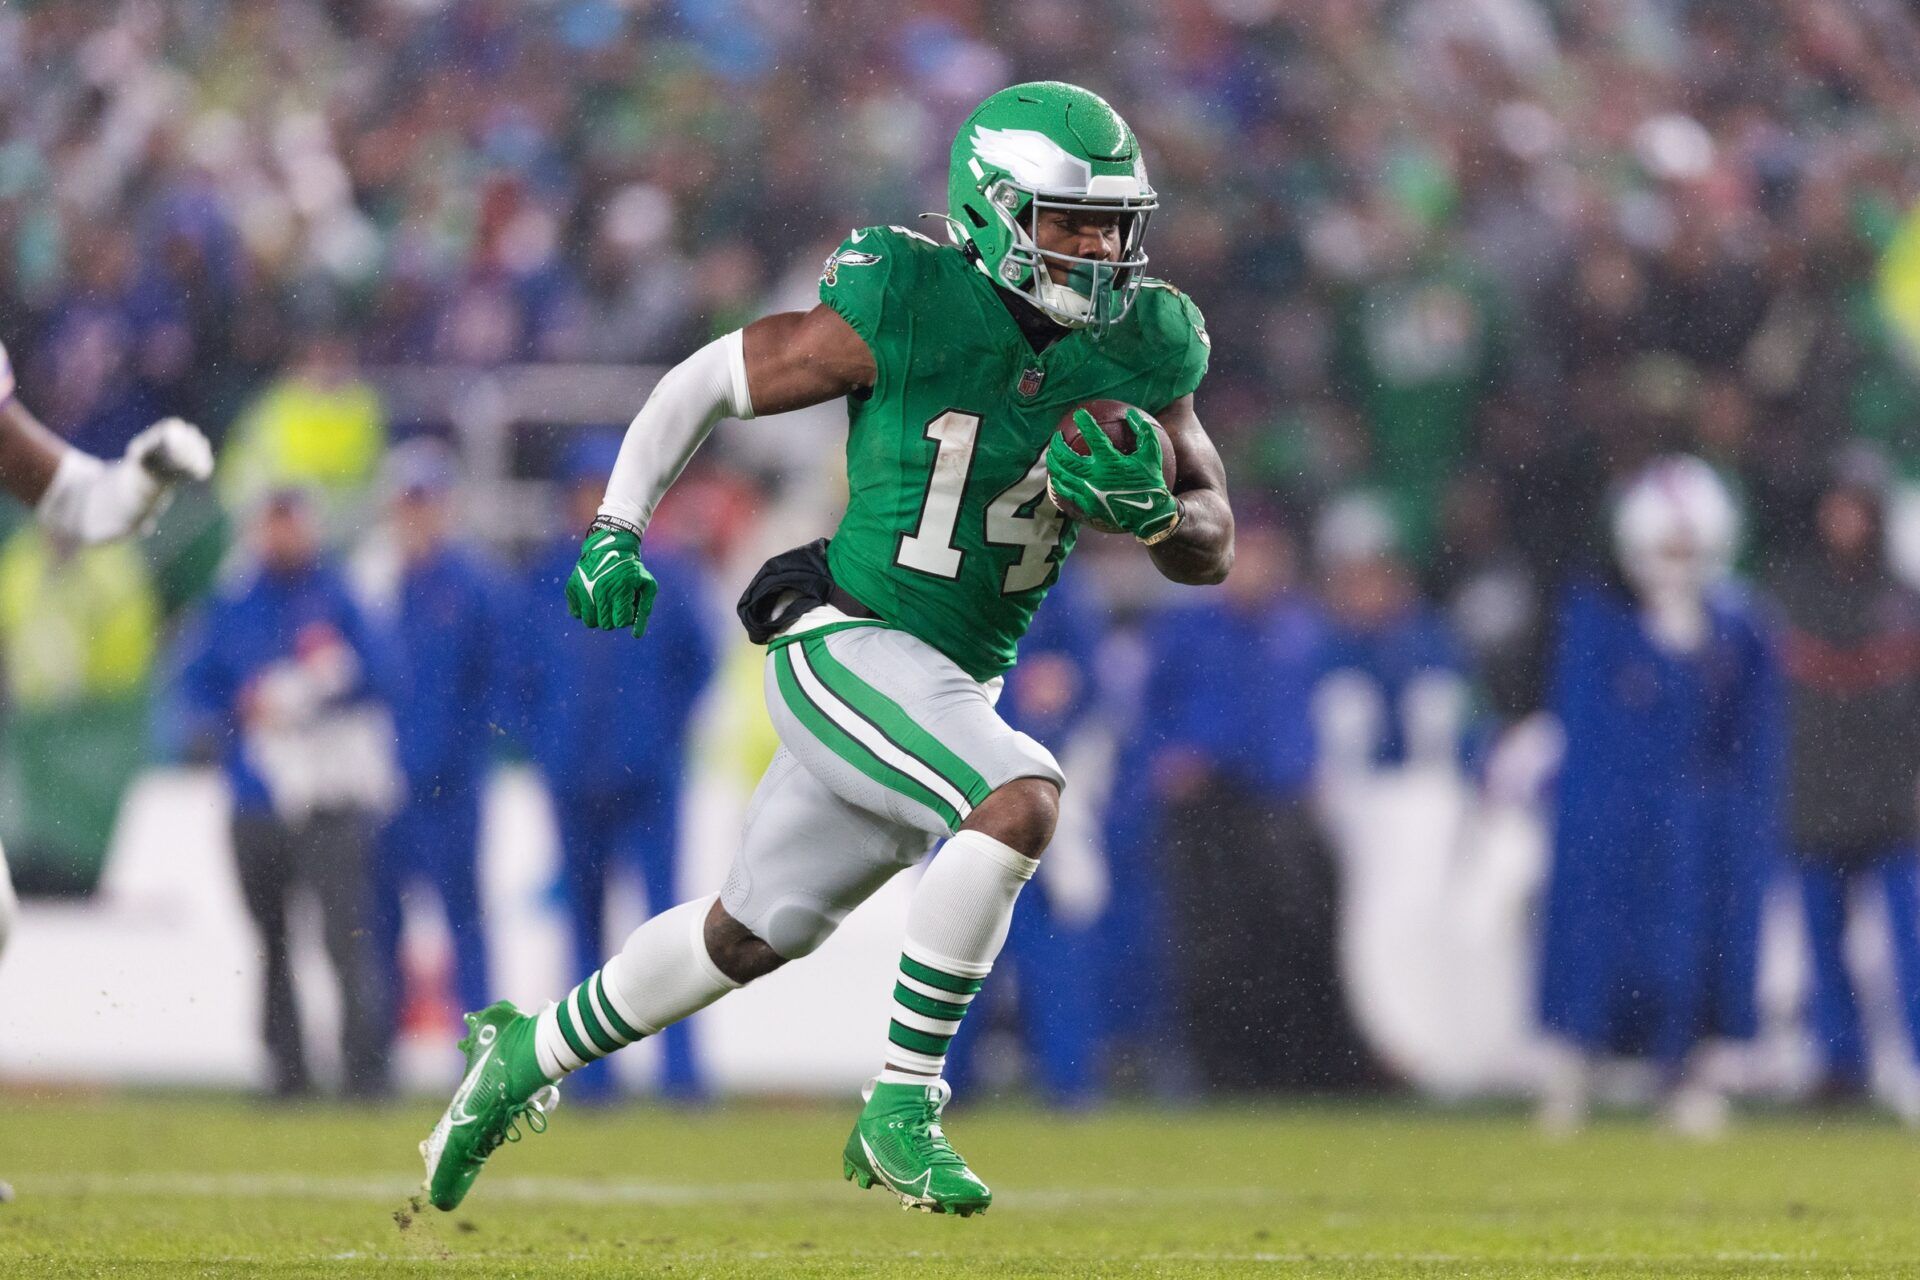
[1050, 399, 1176, 534]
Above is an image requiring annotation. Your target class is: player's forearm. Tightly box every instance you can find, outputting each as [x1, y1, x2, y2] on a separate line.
[0, 396, 69, 507]
[1149, 487, 1234, 585]
[597, 330, 755, 535]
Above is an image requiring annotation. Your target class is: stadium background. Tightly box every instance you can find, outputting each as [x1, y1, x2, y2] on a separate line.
[5, 0, 1920, 1109]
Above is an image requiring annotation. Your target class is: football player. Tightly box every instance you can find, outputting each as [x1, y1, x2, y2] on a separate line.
[422, 82, 1234, 1215]
[0, 338, 214, 962]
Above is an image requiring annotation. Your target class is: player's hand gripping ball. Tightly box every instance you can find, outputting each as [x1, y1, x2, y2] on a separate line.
[565, 522, 658, 637]
[1045, 400, 1181, 542]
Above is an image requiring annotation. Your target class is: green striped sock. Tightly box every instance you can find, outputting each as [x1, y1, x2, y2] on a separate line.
[534, 968, 650, 1077]
[880, 949, 989, 1083]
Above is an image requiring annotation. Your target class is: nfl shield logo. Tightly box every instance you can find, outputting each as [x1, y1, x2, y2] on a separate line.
[1016, 365, 1046, 398]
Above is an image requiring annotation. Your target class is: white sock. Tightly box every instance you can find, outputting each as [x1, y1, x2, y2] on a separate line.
[878, 829, 1038, 1086]
[534, 895, 740, 1080]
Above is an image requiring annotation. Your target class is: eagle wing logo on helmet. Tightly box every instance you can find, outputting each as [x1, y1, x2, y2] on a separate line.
[970, 125, 1093, 193]
[820, 247, 881, 287]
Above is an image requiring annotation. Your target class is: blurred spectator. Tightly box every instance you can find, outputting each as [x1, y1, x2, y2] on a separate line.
[0, 529, 158, 892]
[516, 441, 716, 1100]
[1115, 517, 1374, 1091]
[173, 488, 398, 1097]
[1427, 468, 1543, 722]
[1331, 243, 1506, 557]
[0, 0, 1912, 567]
[945, 570, 1106, 1107]
[1536, 459, 1782, 1135]
[1768, 452, 1920, 1104]
[366, 441, 511, 1054]
[219, 332, 386, 540]
[1313, 495, 1471, 775]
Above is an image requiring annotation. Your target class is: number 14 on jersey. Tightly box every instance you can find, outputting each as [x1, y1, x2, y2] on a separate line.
[894, 410, 1065, 595]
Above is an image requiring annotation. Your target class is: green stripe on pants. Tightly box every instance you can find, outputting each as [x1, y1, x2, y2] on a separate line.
[800, 635, 993, 809]
[773, 645, 963, 829]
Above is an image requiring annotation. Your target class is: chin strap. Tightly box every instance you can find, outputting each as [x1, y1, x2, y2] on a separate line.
[1035, 278, 1093, 327]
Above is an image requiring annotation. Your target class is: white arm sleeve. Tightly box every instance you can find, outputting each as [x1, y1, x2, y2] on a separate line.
[597, 329, 754, 534]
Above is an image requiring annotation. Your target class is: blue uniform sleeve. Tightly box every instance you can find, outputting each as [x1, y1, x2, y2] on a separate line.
[1145, 611, 1208, 761]
[166, 603, 235, 763]
[1547, 584, 1612, 825]
[1729, 608, 1787, 854]
[174, 605, 232, 720]
[331, 577, 396, 709]
[458, 561, 515, 747]
[650, 552, 717, 731]
[504, 562, 558, 757]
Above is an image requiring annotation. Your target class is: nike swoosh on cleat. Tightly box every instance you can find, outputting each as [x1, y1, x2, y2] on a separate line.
[859, 1136, 933, 1202]
[446, 1044, 494, 1127]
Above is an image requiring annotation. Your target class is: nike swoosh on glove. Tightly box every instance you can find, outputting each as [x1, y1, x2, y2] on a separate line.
[564, 524, 659, 638]
[1044, 407, 1180, 543]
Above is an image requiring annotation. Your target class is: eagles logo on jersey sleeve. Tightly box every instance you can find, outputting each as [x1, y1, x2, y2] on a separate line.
[817, 226, 952, 394]
[820, 245, 881, 288]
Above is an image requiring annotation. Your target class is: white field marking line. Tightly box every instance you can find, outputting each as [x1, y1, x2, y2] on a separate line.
[17, 1172, 1290, 1208]
[0, 1175, 1862, 1254]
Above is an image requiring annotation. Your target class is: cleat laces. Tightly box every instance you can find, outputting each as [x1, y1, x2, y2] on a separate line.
[476, 1086, 560, 1160]
[904, 1080, 966, 1170]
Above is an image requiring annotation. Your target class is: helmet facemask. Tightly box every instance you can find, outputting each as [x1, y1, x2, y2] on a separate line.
[982, 179, 1155, 332]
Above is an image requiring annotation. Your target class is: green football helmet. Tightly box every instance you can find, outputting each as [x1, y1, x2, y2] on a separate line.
[944, 81, 1157, 333]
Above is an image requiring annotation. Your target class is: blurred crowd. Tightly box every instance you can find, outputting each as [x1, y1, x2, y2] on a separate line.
[5, 0, 1920, 540]
[8, 0, 1920, 1109]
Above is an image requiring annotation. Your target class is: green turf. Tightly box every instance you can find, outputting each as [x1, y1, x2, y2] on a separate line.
[1, 1092, 1915, 1277]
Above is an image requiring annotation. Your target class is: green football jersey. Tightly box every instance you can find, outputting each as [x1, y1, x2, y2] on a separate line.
[816, 225, 1209, 681]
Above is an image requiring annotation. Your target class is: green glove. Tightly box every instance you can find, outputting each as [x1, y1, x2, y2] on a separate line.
[564, 522, 658, 637]
[1045, 407, 1182, 543]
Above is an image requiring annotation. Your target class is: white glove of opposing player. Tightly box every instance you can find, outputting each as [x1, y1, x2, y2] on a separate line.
[36, 417, 215, 545]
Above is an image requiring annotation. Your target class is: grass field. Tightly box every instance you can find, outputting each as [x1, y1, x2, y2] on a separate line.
[2, 1092, 1917, 1277]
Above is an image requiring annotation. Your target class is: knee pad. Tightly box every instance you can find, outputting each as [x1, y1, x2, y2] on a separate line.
[721, 884, 845, 962]
[1008, 731, 1067, 793]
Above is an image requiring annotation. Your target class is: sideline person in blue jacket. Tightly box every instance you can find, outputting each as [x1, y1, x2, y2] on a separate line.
[368, 441, 512, 1053]
[1106, 516, 1375, 1092]
[174, 486, 398, 1097]
[518, 439, 716, 1099]
[1538, 458, 1782, 1135]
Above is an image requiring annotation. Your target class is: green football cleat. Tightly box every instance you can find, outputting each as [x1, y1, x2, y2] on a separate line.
[419, 1001, 559, 1212]
[842, 1078, 991, 1216]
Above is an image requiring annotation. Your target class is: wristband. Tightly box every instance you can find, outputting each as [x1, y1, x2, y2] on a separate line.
[590, 513, 644, 540]
[1139, 499, 1185, 547]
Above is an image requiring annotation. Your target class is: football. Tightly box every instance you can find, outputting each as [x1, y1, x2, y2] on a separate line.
[1049, 399, 1177, 534]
